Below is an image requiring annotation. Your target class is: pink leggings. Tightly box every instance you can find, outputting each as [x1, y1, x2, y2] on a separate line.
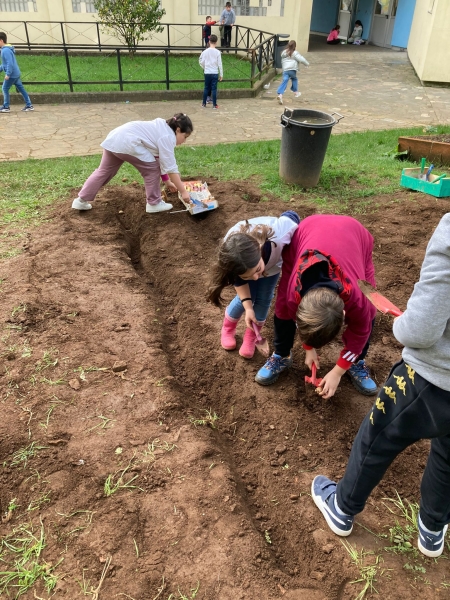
[79, 149, 163, 205]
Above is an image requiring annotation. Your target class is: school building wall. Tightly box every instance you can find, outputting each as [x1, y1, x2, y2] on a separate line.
[0, 0, 313, 53]
[407, 0, 450, 84]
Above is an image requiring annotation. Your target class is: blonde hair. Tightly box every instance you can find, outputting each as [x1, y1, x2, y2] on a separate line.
[296, 287, 344, 348]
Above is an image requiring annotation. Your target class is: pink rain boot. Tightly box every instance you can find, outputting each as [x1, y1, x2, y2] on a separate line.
[239, 326, 257, 359]
[221, 313, 239, 350]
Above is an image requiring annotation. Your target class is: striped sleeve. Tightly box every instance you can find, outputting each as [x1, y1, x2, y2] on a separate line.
[337, 348, 359, 370]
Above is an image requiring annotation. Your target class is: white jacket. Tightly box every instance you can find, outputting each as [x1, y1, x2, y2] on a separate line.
[281, 49, 309, 72]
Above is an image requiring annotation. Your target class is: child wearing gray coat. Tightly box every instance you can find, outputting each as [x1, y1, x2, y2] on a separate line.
[277, 40, 309, 105]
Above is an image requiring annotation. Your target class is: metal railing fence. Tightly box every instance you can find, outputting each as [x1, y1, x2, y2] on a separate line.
[1, 21, 276, 91]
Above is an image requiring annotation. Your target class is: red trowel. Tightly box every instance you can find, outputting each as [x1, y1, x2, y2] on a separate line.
[252, 323, 270, 357]
[358, 280, 403, 317]
[305, 363, 323, 389]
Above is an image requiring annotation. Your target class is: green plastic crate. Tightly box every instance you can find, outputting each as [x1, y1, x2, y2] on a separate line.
[400, 167, 450, 198]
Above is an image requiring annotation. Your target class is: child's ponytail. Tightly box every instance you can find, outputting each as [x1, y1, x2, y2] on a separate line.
[166, 113, 194, 135]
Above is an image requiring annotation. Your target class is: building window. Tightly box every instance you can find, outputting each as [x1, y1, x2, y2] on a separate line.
[198, 0, 267, 17]
[0, 0, 37, 11]
[72, 0, 97, 13]
[268, 0, 272, 5]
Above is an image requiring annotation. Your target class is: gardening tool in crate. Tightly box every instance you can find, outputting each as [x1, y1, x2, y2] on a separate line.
[358, 280, 403, 317]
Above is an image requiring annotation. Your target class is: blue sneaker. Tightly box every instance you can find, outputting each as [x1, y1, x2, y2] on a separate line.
[255, 353, 292, 385]
[418, 518, 448, 558]
[347, 360, 378, 396]
[311, 475, 354, 537]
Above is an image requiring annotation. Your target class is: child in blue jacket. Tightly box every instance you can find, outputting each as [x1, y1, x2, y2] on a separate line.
[0, 32, 34, 113]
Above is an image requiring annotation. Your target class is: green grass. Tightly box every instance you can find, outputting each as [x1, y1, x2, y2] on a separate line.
[16, 52, 252, 93]
[1, 126, 450, 260]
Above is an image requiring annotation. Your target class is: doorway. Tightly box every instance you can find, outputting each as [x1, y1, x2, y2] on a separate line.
[370, 0, 398, 47]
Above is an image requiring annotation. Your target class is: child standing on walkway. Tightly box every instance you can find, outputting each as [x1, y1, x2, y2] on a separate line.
[220, 2, 236, 50]
[199, 35, 223, 110]
[71, 114, 192, 214]
[312, 212, 450, 558]
[255, 214, 378, 397]
[207, 212, 300, 359]
[277, 40, 309, 105]
[0, 32, 34, 113]
[327, 25, 341, 45]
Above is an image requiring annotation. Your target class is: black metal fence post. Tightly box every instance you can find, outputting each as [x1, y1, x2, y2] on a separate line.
[117, 49, 123, 91]
[60, 22, 66, 47]
[96, 22, 101, 51]
[167, 24, 170, 49]
[164, 49, 170, 90]
[251, 50, 256, 88]
[63, 47, 73, 92]
[24, 22, 30, 50]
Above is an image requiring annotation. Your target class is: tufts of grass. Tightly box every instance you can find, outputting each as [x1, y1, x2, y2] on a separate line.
[10, 442, 48, 469]
[382, 492, 420, 557]
[0, 520, 62, 598]
[189, 409, 219, 429]
[104, 463, 139, 497]
[341, 540, 386, 600]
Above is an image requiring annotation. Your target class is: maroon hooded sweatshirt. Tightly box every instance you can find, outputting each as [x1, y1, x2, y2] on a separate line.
[274, 214, 377, 370]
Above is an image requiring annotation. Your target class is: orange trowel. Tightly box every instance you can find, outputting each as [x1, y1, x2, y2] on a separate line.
[358, 280, 403, 317]
[252, 323, 270, 357]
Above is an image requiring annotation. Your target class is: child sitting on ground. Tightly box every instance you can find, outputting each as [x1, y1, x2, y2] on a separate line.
[255, 214, 378, 398]
[312, 212, 450, 558]
[71, 113, 192, 214]
[207, 212, 300, 359]
[327, 25, 341, 45]
[348, 20, 364, 44]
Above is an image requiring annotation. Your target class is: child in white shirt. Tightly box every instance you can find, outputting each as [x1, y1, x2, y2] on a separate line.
[199, 34, 223, 110]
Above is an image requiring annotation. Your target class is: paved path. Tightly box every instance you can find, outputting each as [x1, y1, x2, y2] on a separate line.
[1, 44, 450, 161]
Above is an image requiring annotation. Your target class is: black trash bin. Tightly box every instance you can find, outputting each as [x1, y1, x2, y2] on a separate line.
[279, 108, 344, 187]
[275, 34, 290, 69]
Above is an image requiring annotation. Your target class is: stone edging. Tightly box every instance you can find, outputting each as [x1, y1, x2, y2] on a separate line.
[11, 70, 275, 105]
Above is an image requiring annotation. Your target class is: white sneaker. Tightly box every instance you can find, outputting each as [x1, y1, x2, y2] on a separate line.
[294, 92, 302, 98]
[277, 94, 283, 105]
[72, 197, 92, 210]
[146, 200, 173, 213]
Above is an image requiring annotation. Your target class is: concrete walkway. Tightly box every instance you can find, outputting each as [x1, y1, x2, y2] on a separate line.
[1, 42, 450, 161]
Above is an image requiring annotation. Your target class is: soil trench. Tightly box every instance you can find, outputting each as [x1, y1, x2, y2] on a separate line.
[1, 180, 449, 599]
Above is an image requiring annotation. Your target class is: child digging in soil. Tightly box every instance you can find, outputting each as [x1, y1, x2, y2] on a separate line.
[72, 113, 192, 214]
[312, 212, 450, 558]
[207, 212, 300, 359]
[255, 214, 378, 398]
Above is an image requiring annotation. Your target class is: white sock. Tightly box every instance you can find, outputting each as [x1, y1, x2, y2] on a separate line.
[419, 515, 441, 535]
[334, 495, 350, 517]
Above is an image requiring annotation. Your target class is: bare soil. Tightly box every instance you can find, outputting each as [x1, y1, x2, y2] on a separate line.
[1, 180, 450, 600]
[409, 134, 450, 144]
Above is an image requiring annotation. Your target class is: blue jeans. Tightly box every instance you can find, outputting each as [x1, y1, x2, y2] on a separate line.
[227, 273, 280, 323]
[277, 70, 298, 95]
[203, 73, 218, 106]
[2, 76, 32, 108]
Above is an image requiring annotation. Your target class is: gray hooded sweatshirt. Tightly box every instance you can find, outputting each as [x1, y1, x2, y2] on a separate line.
[393, 212, 450, 391]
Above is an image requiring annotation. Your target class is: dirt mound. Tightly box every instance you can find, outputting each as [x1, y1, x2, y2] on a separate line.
[0, 180, 449, 599]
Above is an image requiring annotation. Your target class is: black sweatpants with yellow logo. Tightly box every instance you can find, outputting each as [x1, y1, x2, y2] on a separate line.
[336, 360, 450, 531]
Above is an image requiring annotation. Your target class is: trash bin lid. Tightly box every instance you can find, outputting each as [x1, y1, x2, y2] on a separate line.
[281, 108, 336, 129]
